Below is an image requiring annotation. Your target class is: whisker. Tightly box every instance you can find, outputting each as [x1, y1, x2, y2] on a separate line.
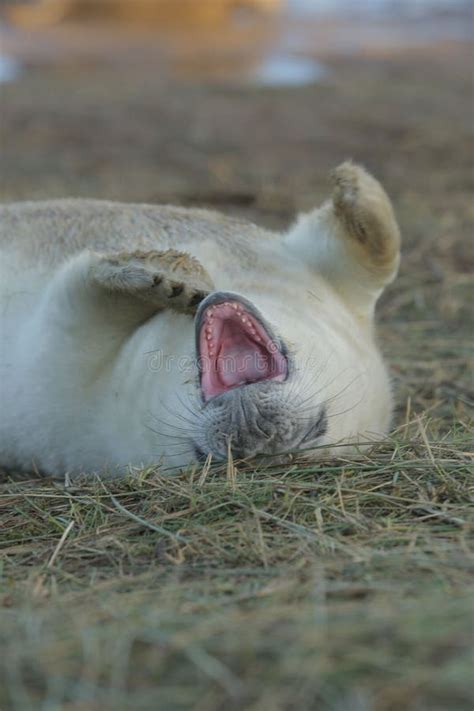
[295, 366, 356, 410]
[157, 401, 201, 429]
[286, 353, 331, 405]
[326, 395, 365, 420]
[176, 391, 204, 419]
[144, 424, 194, 443]
[147, 413, 199, 434]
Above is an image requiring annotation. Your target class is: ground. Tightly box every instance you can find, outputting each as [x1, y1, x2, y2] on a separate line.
[0, 16, 473, 711]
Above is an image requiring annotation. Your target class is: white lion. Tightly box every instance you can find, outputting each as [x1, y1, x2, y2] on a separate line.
[0, 163, 400, 477]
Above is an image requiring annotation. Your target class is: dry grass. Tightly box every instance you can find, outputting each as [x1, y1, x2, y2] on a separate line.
[1, 33, 473, 711]
[1, 419, 472, 710]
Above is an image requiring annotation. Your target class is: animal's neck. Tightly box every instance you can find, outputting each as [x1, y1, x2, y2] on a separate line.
[96, 314, 197, 470]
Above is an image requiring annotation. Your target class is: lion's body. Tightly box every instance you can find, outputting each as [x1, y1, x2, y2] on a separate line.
[0, 164, 400, 477]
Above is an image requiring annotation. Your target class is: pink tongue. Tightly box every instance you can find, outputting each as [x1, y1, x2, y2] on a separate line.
[217, 334, 268, 387]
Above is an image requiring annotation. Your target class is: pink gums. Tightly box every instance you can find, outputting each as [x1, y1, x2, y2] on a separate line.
[199, 300, 287, 402]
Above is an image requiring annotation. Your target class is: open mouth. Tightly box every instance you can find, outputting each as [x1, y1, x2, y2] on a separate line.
[196, 294, 288, 402]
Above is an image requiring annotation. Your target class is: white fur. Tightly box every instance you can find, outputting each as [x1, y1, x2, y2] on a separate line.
[0, 164, 400, 477]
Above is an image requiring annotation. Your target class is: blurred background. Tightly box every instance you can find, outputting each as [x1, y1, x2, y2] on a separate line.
[0, 0, 471, 224]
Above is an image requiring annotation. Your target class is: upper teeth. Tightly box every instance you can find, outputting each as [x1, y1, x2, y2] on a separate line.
[203, 302, 263, 352]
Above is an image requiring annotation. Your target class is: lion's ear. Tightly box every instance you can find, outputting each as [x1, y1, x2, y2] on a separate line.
[285, 162, 401, 318]
[89, 248, 214, 315]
